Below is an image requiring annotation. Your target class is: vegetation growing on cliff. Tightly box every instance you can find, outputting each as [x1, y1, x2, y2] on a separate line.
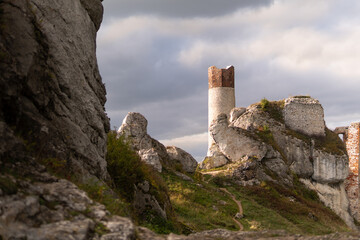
[314, 128, 347, 155]
[106, 131, 179, 234]
[258, 98, 346, 156]
[285, 127, 347, 155]
[259, 98, 285, 123]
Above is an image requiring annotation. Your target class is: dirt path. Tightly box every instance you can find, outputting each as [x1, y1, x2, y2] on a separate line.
[200, 169, 227, 176]
[220, 188, 244, 231]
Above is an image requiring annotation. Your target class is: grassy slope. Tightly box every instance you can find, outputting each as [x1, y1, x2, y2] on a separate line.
[163, 171, 350, 235]
[29, 131, 350, 236]
[162, 170, 238, 232]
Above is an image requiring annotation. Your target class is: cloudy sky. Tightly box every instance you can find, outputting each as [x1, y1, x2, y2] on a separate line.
[97, 0, 360, 161]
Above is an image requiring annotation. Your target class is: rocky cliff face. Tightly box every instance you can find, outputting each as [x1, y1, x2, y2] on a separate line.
[0, 0, 110, 179]
[201, 98, 355, 228]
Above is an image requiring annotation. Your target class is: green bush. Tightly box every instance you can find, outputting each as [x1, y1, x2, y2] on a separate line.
[260, 98, 270, 110]
[106, 131, 177, 234]
[106, 131, 146, 201]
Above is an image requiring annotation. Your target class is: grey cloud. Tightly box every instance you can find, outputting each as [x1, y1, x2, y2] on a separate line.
[98, 0, 360, 160]
[103, 0, 274, 19]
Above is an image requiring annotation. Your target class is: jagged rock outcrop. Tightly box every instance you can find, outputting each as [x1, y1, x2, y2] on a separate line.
[210, 114, 267, 162]
[202, 97, 353, 227]
[138, 148, 163, 172]
[229, 107, 246, 122]
[0, 0, 109, 179]
[0, 160, 136, 240]
[134, 181, 168, 220]
[118, 112, 199, 174]
[118, 112, 168, 172]
[166, 146, 198, 173]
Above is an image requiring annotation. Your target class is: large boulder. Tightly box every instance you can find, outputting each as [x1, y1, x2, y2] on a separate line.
[118, 112, 168, 172]
[166, 146, 198, 173]
[118, 112, 149, 149]
[210, 114, 267, 163]
[0, 0, 110, 179]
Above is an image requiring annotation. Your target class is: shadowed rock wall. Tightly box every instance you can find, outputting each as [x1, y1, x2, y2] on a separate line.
[0, 0, 110, 179]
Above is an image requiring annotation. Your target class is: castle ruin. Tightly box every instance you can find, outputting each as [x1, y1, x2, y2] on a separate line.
[335, 123, 360, 221]
[284, 97, 326, 137]
[208, 65, 235, 155]
[206, 65, 359, 223]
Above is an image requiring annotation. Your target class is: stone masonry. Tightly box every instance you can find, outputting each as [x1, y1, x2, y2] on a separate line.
[208, 66, 235, 157]
[284, 97, 326, 137]
[340, 123, 360, 221]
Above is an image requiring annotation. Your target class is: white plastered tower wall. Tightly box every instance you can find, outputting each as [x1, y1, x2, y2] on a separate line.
[207, 65, 235, 155]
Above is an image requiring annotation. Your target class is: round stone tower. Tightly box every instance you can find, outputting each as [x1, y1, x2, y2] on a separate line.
[208, 65, 235, 155]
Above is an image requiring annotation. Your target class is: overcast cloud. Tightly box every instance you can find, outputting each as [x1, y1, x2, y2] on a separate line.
[97, 0, 360, 161]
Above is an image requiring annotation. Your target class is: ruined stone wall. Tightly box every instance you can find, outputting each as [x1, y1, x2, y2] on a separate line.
[284, 97, 325, 137]
[344, 123, 360, 220]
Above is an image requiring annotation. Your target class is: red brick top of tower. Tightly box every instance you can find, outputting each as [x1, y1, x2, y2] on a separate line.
[208, 66, 234, 89]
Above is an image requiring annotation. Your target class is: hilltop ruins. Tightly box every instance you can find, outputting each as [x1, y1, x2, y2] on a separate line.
[204, 65, 360, 225]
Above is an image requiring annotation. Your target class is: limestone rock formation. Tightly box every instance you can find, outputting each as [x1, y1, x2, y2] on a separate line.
[201, 97, 353, 227]
[118, 112, 168, 172]
[0, 160, 135, 240]
[0, 0, 110, 179]
[229, 107, 246, 122]
[301, 179, 355, 229]
[210, 114, 267, 163]
[138, 148, 163, 172]
[166, 146, 198, 173]
[202, 143, 229, 169]
[312, 150, 348, 184]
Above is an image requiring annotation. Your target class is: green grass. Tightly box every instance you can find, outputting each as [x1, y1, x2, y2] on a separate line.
[239, 196, 299, 232]
[233, 181, 349, 234]
[164, 169, 350, 235]
[293, 95, 311, 99]
[162, 170, 238, 232]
